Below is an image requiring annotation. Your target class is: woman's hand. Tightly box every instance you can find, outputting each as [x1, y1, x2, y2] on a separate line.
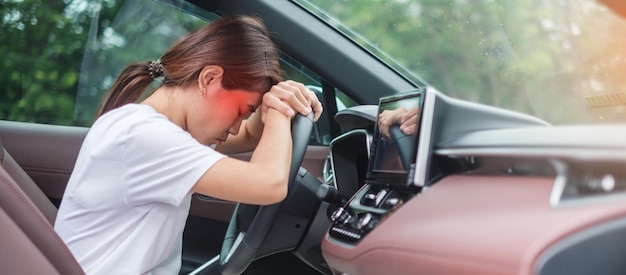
[399, 106, 420, 135]
[378, 106, 420, 139]
[378, 107, 408, 140]
[260, 80, 323, 123]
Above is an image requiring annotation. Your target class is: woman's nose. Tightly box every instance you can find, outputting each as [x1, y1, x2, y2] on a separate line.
[229, 118, 243, 135]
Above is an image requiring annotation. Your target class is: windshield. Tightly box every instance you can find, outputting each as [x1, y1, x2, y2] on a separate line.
[296, 0, 626, 125]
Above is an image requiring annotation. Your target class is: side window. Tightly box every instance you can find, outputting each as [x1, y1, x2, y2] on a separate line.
[73, 1, 215, 125]
[1, 0, 210, 127]
[0, 0, 356, 146]
[280, 54, 357, 145]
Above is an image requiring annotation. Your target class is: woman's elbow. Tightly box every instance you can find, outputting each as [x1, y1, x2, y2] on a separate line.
[259, 176, 288, 205]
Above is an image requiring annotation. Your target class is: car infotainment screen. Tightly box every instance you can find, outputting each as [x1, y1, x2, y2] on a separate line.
[367, 91, 423, 185]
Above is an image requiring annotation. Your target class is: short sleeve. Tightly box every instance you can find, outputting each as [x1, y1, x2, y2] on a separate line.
[121, 113, 225, 206]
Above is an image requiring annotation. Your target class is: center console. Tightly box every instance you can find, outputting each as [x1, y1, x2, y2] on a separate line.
[327, 90, 431, 243]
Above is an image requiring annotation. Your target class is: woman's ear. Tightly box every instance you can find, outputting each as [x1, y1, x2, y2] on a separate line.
[198, 65, 224, 92]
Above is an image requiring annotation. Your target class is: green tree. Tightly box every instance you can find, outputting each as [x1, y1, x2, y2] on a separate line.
[1, 0, 121, 125]
[1, 0, 208, 126]
[307, 0, 626, 124]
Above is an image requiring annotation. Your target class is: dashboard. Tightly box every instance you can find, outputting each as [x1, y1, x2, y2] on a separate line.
[320, 87, 626, 275]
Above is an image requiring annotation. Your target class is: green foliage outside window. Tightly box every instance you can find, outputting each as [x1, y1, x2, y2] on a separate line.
[8, 0, 626, 127]
[300, 0, 626, 124]
[1, 0, 209, 126]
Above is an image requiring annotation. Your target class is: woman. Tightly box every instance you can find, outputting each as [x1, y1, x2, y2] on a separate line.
[54, 15, 322, 274]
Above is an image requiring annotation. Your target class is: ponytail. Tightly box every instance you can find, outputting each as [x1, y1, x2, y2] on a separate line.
[96, 61, 157, 117]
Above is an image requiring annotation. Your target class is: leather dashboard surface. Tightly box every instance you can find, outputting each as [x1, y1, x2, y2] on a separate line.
[322, 175, 626, 275]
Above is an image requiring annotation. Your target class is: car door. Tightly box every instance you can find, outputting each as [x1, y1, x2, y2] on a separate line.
[0, 0, 348, 273]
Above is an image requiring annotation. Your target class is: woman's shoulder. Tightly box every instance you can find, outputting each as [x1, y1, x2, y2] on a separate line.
[89, 104, 179, 140]
[100, 103, 159, 119]
[94, 104, 167, 127]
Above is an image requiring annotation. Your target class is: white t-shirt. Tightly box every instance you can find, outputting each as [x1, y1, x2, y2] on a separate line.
[55, 104, 225, 275]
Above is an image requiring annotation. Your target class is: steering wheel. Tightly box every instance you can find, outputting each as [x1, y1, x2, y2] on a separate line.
[219, 113, 315, 275]
[389, 124, 413, 170]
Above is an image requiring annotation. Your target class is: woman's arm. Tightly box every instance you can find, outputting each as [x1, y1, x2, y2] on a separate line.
[194, 81, 322, 205]
[215, 80, 323, 155]
[191, 108, 292, 205]
[214, 110, 264, 154]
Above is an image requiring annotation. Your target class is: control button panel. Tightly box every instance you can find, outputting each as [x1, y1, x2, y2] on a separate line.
[328, 184, 413, 243]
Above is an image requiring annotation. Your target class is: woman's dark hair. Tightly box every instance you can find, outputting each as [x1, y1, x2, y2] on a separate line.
[96, 15, 283, 117]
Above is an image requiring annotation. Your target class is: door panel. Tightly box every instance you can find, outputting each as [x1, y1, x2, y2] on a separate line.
[0, 120, 86, 202]
[0, 119, 329, 215]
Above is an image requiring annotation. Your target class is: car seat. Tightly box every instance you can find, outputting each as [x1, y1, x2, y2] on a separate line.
[0, 136, 57, 224]
[0, 206, 61, 274]
[0, 139, 84, 274]
[0, 147, 83, 274]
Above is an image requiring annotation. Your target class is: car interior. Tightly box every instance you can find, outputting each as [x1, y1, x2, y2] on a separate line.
[3, 0, 626, 274]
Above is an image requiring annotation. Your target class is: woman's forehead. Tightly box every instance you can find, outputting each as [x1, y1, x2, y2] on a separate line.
[221, 89, 262, 106]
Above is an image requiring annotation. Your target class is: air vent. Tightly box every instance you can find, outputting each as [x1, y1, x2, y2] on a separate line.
[550, 160, 626, 207]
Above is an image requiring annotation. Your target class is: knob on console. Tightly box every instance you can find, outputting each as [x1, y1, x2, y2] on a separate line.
[356, 213, 373, 230]
[356, 213, 379, 232]
[330, 207, 344, 222]
[361, 193, 377, 206]
[331, 207, 352, 224]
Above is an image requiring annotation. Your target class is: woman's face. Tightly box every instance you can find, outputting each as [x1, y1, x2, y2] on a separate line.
[188, 86, 262, 146]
